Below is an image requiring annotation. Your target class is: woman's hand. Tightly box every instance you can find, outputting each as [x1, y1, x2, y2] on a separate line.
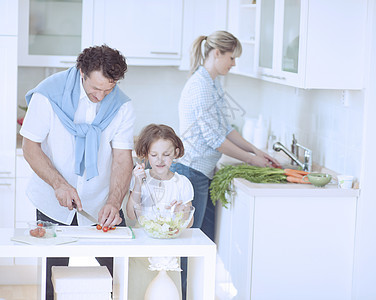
[251, 149, 282, 168]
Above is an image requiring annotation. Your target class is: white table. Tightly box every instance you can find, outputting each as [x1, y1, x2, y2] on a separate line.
[0, 228, 216, 300]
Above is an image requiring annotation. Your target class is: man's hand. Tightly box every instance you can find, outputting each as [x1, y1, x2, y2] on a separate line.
[98, 203, 123, 228]
[54, 182, 82, 211]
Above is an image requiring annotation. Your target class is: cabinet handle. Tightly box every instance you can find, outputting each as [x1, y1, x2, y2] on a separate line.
[260, 73, 286, 80]
[0, 172, 11, 175]
[0, 183, 11, 186]
[150, 51, 179, 55]
[59, 61, 76, 64]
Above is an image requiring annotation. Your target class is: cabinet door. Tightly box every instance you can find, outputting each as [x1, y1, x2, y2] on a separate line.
[16, 155, 35, 227]
[93, 0, 183, 65]
[228, 0, 258, 77]
[0, 0, 18, 35]
[0, 36, 17, 178]
[258, 0, 276, 70]
[228, 187, 254, 299]
[0, 178, 15, 265]
[258, 0, 304, 85]
[251, 196, 356, 300]
[180, 0, 227, 71]
[257, 0, 366, 89]
[18, 0, 92, 67]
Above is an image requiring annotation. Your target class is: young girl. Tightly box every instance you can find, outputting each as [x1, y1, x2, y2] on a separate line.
[126, 123, 194, 220]
[126, 124, 194, 300]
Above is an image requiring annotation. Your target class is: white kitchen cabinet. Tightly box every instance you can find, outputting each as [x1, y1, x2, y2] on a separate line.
[228, 187, 254, 299]
[92, 0, 183, 66]
[0, 0, 17, 268]
[256, 0, 367, 89]
[228, 0, 258, 77]
[15, 153, 35, 228]
[251, 196, 356, 300]
[15, 152, 38, 268]
[215, 179, 358, 300]
[0, 178, 15, 265]
[179, 0, 227, 71]
[0, 0, 18, 36]
[0, 36, 17, 178]
[18, 0, 94, 67]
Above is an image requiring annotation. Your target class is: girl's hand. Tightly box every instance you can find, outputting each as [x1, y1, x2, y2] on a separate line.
[166, 200, 184, 212]
[133, 163, 146, 184]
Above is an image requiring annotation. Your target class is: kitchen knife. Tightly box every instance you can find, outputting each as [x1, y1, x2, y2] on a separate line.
[72, 201, 98, 224]
[77, 209, 98, 224]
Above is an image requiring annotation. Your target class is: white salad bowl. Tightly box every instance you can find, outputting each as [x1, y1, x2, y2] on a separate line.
[134, 203, 195, 239]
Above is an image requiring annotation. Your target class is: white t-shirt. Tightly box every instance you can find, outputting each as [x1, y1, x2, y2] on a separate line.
[20, 79, 135, 225]
[129, 169, 194, 209]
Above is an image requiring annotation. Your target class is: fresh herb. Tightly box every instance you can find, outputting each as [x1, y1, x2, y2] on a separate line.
[210, 164, 286, 207]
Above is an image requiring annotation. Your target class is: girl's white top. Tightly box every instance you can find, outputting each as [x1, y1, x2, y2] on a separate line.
[130, 169, 194, 208]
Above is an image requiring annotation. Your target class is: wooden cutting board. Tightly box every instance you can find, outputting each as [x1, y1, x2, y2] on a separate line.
[57, 226, 135, 239]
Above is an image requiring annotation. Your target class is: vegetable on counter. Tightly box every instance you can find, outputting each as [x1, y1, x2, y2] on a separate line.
[210, 165, 310, 207]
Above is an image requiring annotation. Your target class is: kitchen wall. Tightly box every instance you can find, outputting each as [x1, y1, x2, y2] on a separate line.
[18, 65, 364, 180]
[225, 75, 364, 179]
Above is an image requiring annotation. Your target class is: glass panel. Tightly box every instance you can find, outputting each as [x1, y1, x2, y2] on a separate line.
[259, 0, 275, 69]
[29, 0, 82, 56]
[282, 0, 300, 73]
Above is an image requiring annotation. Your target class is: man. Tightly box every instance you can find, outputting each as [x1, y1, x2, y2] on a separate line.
[20, 45, 135, 299]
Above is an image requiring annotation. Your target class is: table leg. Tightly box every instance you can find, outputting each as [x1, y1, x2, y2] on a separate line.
[187, 252, 216, 300]
[113, 257, 129, 300]
[36, 257, 46, 300]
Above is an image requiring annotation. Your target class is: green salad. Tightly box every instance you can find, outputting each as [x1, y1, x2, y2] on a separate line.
[138, 212, 188, 239]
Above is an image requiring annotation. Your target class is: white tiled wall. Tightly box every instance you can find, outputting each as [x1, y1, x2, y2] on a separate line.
[225, 74, 364, 179]
[18, 66, 364, 179]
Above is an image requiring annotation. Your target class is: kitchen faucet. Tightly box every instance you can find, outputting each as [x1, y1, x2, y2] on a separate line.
[273, 139, 312, 172]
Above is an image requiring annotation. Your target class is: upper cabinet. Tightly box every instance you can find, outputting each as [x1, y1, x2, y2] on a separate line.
[92, 0, 183, 66]
[179, 0, 227, 71]
[256, 0, 367, 89]
[0, 0, 18, 36]
[0, 0, 17, 177]
[228, 0, 258, 77]
[18, 0, 94, 68]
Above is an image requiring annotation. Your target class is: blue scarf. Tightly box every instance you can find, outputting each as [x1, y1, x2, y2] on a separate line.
[25, 67, 130, 180]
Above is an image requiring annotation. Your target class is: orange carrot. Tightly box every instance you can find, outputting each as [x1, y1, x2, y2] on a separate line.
[286, 175, 311, 184]
[284, 169, 303, 178]
[284, 169, 309, 177]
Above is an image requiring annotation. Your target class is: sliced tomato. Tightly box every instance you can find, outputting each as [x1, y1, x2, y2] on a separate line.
[102, 226, 109, 232]
[96, 224, 102, 230]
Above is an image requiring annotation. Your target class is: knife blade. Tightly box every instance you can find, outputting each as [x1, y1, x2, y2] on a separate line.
[77, 209, 98, 224]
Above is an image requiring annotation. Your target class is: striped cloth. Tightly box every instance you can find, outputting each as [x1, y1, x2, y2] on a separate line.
[178, 66, 233, 179]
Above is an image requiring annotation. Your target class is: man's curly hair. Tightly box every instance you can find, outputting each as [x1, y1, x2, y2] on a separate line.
[76, 45, 127, 81]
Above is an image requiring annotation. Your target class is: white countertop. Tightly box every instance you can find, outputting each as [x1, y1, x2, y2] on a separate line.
[216, 154, 360, 197]
[1, 228, 215, 257]
[233, 178, 359, 197]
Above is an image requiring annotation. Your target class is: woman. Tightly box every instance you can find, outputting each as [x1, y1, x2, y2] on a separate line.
[171, 31, 281, 241]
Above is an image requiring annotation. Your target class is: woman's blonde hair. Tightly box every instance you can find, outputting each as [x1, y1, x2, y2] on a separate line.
[189, 30, 242, 76]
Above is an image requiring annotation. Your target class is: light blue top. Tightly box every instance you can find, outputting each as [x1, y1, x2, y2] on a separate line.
[25, 67, 131, 180]
[178, 66, 233, 179]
